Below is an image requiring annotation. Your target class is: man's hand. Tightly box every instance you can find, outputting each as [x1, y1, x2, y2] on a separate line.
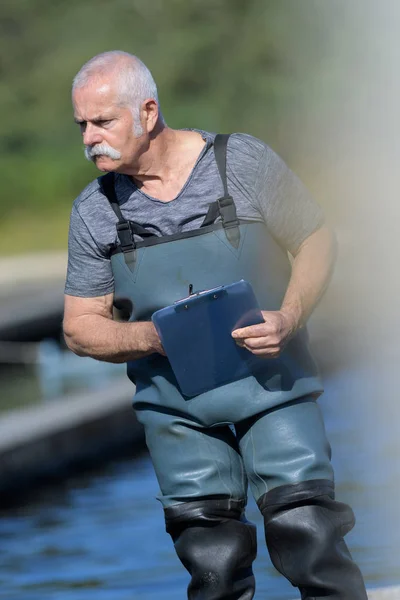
[231, 310, 299, 358]
[148, 323, 167, 357]
[231, 225, 337, 359]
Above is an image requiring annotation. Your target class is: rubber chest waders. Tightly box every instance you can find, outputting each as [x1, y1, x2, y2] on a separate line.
[100, 135, 368, 600]
[100, 134, 322, 425]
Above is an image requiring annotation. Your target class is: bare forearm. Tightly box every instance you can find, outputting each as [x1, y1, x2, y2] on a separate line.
[281, 226, 337, 328]
[63, 314, 161, 363]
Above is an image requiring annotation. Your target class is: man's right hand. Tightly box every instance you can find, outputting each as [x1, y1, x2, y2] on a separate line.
[147, 322, 167, 357]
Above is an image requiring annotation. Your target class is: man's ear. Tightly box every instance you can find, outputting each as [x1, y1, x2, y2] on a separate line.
[142, 98, 159, 134]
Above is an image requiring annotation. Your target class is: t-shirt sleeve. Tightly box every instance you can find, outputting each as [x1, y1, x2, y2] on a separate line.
[254, 146, 325, 255]
[64, 204, 114, 297]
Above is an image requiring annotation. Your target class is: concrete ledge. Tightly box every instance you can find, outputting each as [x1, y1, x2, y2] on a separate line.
[0, 377, 144, 501]
[0, 252, 67, 288]
[290, 589, 400, 599]
[0, 280, 64, 341]
[368, 588, 400, 599]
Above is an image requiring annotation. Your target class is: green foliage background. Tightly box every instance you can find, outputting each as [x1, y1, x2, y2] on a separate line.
[0, 0, 358, 254]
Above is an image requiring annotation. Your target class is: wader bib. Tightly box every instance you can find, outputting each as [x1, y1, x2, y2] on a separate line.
[101, 134, 323, 427]
[99, 134, 367, 599]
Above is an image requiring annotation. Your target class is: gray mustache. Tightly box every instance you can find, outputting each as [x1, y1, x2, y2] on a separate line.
[84, 143, 122, 161]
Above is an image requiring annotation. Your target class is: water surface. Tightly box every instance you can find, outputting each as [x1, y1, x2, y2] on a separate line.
[0, 360, 399, 599]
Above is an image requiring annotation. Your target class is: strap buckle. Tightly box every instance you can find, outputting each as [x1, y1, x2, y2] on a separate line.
[218, 195, 240, 228]
[116, 221, 135, 251]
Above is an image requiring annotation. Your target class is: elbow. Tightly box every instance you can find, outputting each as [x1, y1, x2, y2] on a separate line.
[62, 320, 88, 357]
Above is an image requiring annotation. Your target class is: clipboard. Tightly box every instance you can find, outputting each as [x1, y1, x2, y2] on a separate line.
[151, 279, 265, 397]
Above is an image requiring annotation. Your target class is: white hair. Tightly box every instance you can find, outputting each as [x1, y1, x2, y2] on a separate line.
[73, 51, 163, 136]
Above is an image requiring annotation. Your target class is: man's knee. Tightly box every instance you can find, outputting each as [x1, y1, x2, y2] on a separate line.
[165, 498, 257, 599]
[257, 479, 367, 599]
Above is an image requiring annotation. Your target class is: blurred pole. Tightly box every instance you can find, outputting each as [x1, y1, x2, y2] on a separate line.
[299, 1, 400, 379]
[304, 0, 400, 560]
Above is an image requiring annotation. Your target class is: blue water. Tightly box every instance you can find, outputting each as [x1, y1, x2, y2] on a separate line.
[0, 362, 399, 598]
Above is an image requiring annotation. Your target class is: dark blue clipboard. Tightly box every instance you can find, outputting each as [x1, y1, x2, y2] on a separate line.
[151, 279, 265, 397]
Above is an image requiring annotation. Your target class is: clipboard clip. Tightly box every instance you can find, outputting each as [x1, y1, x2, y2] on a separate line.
[174, 284, 226, 309]
[187, 283, 224, 299]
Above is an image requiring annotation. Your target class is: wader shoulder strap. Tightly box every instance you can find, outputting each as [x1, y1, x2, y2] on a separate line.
[213, 134, 240, 248]
[101, 172, 123, 221]
[213, 134, 230, 197]
[100, 172, 136, 268]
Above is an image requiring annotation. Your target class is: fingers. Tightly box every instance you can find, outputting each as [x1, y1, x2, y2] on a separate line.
[241, 336, 280, 350]
[232, 322, 277, 339]
[234, 335, 282, 357]
[231, 311, 292, 358]
[232, 325, 264, 339]
[232, 312, 285, 339]
[250, 348, 282, 358]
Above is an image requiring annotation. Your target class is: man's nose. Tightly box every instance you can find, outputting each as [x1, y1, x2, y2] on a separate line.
[83, 124, 102, 146]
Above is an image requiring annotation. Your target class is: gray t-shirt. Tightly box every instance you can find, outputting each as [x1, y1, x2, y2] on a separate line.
[65, 131, 324, 297]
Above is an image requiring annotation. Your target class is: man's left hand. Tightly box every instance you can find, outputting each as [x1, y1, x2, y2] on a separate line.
[231, 310, 299, 358]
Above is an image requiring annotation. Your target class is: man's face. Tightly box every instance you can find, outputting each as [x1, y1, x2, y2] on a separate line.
[73, 77, 142, 173]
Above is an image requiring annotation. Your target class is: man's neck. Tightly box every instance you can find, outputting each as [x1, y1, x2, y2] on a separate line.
[125, 127, 207, 201]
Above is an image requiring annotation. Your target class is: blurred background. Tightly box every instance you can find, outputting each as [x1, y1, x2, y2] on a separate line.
[0, 0, 399, 598]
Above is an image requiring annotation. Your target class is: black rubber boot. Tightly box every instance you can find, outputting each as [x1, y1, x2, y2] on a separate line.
[165, 498, 257, 600]
[258, 479, 368, 599]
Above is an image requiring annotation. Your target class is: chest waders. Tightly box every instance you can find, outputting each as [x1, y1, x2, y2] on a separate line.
[101, 135, 367, 599]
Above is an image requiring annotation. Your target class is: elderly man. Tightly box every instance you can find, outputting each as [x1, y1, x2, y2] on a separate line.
[63, 51, 367, 599]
